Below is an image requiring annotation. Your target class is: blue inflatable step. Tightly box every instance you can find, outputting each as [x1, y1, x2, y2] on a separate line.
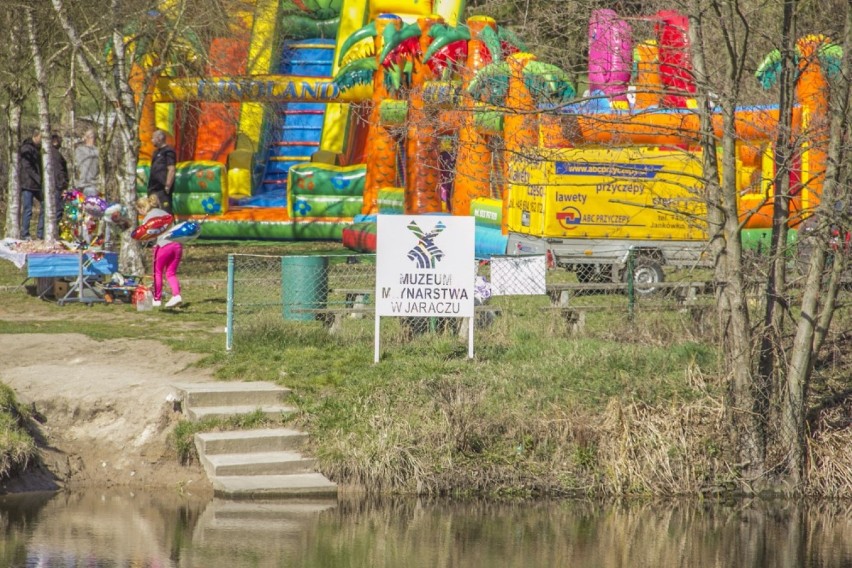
[235, 188, 288, 208]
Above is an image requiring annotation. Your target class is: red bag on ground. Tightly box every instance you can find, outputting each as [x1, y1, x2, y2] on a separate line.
[133, 285, 153, 310]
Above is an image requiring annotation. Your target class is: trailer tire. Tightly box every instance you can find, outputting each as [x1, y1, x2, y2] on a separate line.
[629, 260, 665, 294]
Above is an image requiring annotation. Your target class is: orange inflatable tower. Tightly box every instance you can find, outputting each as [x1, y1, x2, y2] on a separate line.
[451, 16, 496, 216]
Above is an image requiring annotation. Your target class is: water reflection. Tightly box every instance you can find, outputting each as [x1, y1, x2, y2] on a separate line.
[1, 491, 851, 567]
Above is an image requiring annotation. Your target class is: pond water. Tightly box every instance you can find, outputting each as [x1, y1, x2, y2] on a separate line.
[1, 490, 851, 567]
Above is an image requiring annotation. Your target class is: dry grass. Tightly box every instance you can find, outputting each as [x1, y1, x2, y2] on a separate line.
[806, 400, 852, 496]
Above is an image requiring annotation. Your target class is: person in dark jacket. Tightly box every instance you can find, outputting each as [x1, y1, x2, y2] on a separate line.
[19, 129, 43, 240]
[50, 134, 68, 227]
[147, 130, 176, 214]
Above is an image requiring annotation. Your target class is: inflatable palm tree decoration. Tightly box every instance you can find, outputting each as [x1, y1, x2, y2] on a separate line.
[334, 20, 379, 91]
[423, 22, 528, 78]
[278, 0, 344, 39]
[423, 23, 470, 77]
[334, 19, 422, 93]
[468, 60, 575, 106]
[755, 36, 843, 89]
[334, 15, 425, 213]
[755, 35, 843, 215]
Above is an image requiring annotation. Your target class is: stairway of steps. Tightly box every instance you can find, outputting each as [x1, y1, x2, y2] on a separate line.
[172, 381, 337, 499]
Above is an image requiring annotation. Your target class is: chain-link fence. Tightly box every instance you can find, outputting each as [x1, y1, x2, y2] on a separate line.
[225, 252, 746, 350]
[226, 253, 376, 350]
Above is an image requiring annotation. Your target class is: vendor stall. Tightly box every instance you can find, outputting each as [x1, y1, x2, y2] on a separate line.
[1, 239, 118, 304]
[28, 251, 118, 305]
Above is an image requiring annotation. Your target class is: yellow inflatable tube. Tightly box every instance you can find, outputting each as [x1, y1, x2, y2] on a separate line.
[154, 75, 371, 103]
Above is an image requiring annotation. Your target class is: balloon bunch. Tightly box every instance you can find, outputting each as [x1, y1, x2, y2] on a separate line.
[60, 189, 112, 247]
[60, 190, 85, 242]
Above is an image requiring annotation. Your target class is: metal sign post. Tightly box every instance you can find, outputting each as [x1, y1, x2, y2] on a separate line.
[374, 215, 476, 363]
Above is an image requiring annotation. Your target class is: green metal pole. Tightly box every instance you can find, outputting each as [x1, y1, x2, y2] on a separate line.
[226, 254, 235, 351]
[627, 250, 635, 322]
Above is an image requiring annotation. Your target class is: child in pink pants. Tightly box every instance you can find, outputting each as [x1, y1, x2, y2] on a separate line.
[152, 241, 182, 306]
[137, 195, 183, 308]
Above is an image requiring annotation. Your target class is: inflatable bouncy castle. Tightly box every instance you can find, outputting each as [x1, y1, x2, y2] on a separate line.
[132, 4, 840, 259]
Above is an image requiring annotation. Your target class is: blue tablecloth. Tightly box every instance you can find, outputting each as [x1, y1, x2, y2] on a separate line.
[26, 253, 118, 278]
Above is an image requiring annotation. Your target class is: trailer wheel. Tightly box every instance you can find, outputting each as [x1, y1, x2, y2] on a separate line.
[629, 260, 665, 294]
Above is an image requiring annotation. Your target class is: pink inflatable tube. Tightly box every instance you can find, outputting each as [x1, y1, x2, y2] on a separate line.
[588, 9, 633, 102]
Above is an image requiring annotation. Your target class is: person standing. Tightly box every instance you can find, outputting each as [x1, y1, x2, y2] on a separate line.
[147, 130, 176, 214]
[136, 194, 183, 308]
[19, 129, 43, 240]
[50, 134, 69, 227]
[74, 128, 100, 197]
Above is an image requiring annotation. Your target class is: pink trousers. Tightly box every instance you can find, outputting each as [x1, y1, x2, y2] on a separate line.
[152, 242, 183, 301]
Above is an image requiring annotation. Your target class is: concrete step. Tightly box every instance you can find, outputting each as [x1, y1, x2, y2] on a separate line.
[187, 404, 297, 422]
[196, 428, 309, 455]
[173, 381, 291, 409]
[212, 473, 338, 499]
[201, 451, 317, 477]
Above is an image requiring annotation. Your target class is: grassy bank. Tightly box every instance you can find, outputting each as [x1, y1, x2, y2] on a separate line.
[0, 384, 38, 480]
[2, 240, 850, 497]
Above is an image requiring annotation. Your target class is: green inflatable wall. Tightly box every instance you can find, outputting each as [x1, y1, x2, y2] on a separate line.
[288, 164, 366, 197]
[172, 161, 227, 216]
[291, 195, 363, 218]
[378, 188, 404, 214]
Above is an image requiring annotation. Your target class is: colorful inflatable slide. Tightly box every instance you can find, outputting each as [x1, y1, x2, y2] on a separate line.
[142, 4, 838, 255]
[144, 0, 465, 240]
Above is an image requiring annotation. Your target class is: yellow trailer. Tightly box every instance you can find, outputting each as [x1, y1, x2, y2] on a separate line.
[506, 147, 712, 284]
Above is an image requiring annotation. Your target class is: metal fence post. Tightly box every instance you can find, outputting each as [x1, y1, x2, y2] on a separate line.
[226, 254, 235, 351]
[627, 249, 635, 322]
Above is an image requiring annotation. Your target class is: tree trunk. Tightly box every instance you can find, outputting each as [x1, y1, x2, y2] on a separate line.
[758, 0, 797, 423]
[3, 13, 28, 240]
[26, 7, 57, 245]
[117, 127, 145, 275]
[65, 48, 76, 186]
[782, 0, 852, 489]
[690, 1, 764, 482]
[50, 0, 145, 273]
[4, 102, 22, 239]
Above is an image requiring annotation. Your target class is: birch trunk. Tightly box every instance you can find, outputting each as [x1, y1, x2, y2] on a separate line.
[758, 0, 797, 409]
[50, 0, 144, 274]
[690, 1, 764, 482]
[4, 102, 22, 239]
[782, 0, 852, 488]
[26, 7, 57, 245]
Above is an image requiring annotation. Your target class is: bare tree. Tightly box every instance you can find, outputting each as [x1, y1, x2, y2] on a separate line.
[25, 6, 59, 245]
[782, 2, 852, 486]
[689, 0, 768, 483]
[1, 15, 30, 240]
[467, 0, 850, 492]
[49, 0, 153, 273]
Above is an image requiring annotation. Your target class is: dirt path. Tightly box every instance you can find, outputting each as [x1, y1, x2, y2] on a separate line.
[0, 332, 214, 495]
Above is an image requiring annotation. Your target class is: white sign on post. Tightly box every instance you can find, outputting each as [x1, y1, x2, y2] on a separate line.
[375, 215, 475, 362]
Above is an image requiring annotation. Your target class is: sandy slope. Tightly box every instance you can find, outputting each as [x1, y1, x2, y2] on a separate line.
[0, 332, 213, 495]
